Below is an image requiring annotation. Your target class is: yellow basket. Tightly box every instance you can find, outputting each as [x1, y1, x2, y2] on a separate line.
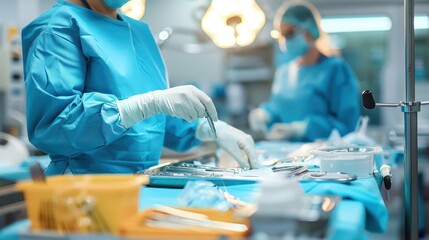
[16, 174, 148, 234]
[120, 207, 251, 240]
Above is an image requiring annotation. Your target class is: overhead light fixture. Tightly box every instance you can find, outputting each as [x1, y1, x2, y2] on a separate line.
[201, 0, 265, 48]
[415, 16, 429, 30]
[270, 29, 280, 40]
[121, 0, 146, 20]
[321, 16, 392, 33]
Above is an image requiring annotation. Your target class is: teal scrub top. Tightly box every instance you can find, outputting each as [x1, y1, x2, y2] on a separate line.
[262, 54, 360, 142]
[22, 0, 200, 175]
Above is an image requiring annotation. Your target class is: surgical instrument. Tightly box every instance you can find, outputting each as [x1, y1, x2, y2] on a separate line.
[205, 106, 217, 138]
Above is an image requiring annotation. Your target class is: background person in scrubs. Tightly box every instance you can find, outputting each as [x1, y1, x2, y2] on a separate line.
[22, 0, 258, 175]
[249, 0, 360, 142]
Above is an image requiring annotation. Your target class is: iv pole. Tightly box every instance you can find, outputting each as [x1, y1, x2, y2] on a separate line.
[363, 0, 429, 239]
[404, 0, 418, 238]
[402, 0, 429, 236]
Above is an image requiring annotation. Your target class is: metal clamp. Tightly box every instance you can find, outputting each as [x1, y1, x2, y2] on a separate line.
[380, 164, 392, 190]
[362, 90, 428, 112]
[400, 101, 421, 113]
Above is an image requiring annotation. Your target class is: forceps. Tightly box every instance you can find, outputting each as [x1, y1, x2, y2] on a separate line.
[205, 106, 217, 138]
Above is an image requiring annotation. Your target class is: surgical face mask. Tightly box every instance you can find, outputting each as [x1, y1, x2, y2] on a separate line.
[284, 31, 309, 61]
[102, 0, 130, 9]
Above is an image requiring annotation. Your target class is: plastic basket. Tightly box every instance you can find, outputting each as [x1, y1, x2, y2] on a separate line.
[16, 174, 148, 234]
[120, 207, 250, 240]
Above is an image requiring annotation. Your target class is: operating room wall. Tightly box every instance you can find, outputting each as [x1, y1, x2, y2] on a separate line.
[413, 2, 429, 127]
[0, 0, 56, 28]
[141, 0, 225, 96]
[0, 0, 56, 135]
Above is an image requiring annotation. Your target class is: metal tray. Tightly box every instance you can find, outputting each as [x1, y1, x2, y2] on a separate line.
[136, 161, 261, 187]
[136, 160, 357, 188]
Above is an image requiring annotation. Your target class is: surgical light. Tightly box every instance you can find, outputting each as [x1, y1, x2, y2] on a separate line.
[120, 0, 145, 20]
[158, 29, 171, 41]
[270, 30, 280, 39]
[201, 0, 265, 48]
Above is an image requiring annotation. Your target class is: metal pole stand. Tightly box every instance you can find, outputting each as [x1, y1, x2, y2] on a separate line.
[362, 0, 429, 238]
[363, 93, 429, 238]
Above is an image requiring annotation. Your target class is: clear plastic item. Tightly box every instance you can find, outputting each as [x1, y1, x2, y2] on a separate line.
[312, 146, 383, 178]
[0, 132, 29, 167]
[342, 116, 377, 146]
[178, 181, 233, 212]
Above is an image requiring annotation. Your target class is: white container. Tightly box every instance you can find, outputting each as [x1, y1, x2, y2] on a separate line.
[312, 146, 382, 178]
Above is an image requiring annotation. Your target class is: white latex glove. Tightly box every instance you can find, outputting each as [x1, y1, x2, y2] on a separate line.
[195, 120, 259, 169]
[117, 85, 218, 128]
[248, 108, 271, 133]
[265, 121, 307, 140]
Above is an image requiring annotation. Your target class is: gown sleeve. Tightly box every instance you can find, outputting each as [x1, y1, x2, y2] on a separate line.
[24, 31, 127, 156]
[163, 116, 201, 152]
[305, 61, 360, 141]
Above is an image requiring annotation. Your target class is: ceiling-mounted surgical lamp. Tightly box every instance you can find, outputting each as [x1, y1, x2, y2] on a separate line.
[120, 0, 146, 20]
[201, 0, 265, 48]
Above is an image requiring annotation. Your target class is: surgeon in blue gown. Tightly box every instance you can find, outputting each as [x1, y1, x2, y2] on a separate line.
[249, 1, 360, 142]
[22, 0, 259, 175]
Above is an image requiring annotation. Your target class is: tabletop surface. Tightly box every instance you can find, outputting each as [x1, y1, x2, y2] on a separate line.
[0, 142, 389, 240]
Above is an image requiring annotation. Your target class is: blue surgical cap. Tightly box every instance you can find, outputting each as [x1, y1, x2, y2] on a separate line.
[281, 4, 320, 40]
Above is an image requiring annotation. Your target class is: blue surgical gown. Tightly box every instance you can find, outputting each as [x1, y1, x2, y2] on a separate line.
[22, 0, 201, 175]
[262, 54, 360, 142]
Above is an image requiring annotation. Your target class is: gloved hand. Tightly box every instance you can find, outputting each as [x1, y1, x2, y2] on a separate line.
[117, 85, 218, 128]
[265, 121, 307, 140]
[195, 120, 259, 169]
[248, 108, 271, 133]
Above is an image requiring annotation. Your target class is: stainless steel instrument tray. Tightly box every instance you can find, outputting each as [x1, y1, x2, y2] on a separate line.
[136, 161, 261, 187]
[136, 160, 357, 187]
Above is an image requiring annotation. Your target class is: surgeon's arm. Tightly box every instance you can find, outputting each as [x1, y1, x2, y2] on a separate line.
[261, 100, 282, 127]
[25, 32, 127, 156]
[305, 63, 360, 141]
